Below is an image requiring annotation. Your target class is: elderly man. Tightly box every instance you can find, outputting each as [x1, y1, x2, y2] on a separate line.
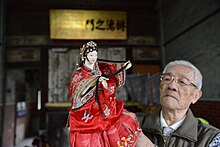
[140, 60, 220, 147]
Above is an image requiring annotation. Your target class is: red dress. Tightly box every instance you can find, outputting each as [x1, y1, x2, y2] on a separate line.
[68, 61, 141, 147]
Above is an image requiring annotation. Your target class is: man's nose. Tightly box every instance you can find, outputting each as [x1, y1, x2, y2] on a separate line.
[167, 85, 178, 91]
[167, 78, 178, 91]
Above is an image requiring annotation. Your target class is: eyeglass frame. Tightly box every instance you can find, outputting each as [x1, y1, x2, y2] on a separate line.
[160, 73, 197, 89]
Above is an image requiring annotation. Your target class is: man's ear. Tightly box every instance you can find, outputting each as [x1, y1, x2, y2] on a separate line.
[192, 90, 202, 104]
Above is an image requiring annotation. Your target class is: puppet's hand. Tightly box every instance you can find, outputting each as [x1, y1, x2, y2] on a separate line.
[124, 60, 132, 70]
[99, 76, 109, 82]
[99, 76, 109, 89]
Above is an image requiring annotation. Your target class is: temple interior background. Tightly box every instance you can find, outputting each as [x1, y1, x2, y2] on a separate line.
[0, 0, 220, 146]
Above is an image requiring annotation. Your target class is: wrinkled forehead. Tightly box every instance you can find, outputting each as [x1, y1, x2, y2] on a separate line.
[165, 65, 195, 80]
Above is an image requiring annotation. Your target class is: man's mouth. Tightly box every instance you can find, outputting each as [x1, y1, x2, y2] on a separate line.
[165, 94, 178, 101]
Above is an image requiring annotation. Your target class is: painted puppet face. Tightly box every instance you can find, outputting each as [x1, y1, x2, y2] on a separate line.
[86, 50, 98, 65]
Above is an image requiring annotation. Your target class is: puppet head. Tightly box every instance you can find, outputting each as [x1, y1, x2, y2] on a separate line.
[76, 41, 98, 67]
[81, 41, 98, 57]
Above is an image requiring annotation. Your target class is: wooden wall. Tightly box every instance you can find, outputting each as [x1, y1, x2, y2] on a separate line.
[0, 0, 5, 146]
[160, 0, 220, 100]
[191, 100, 220, 128]
[159, 0, 220, 128]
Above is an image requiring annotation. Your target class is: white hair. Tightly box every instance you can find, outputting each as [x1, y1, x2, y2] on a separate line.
[162, 60, 203, 90]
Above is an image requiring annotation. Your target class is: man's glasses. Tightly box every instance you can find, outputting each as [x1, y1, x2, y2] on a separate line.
[160, 73, 197, 88]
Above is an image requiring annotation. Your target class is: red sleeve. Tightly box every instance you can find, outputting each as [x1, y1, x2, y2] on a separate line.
[98, 61, 126, 87]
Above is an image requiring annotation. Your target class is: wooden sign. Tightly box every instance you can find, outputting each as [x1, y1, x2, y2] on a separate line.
[50, 9, 127, 40]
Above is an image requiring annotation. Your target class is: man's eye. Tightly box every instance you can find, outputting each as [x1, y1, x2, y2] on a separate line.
[163, 76, 171, 81]
[164, 78, 170, 81]
[179, 79, 188, 84]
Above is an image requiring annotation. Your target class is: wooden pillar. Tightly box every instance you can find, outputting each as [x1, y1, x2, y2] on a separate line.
[0, 0, 6, 147]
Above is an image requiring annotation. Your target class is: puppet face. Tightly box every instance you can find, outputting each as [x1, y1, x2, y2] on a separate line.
[86, 50, 98, 64]
[82, 41, 98, 57]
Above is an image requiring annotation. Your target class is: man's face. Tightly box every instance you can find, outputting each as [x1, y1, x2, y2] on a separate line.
[160, 65, 201, 112]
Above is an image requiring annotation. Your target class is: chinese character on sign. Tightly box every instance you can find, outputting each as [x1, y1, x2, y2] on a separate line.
[86, 19, 126, 32]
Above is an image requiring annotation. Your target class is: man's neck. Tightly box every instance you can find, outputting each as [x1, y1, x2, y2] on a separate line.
[162, 108, 187, 126]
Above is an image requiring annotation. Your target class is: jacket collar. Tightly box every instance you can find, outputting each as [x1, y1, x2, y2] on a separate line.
[174, 109, 198, 142]
[142, 108, 198, 142]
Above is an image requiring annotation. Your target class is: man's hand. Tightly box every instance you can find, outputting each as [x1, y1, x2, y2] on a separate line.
[136, 132, 155, 147]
